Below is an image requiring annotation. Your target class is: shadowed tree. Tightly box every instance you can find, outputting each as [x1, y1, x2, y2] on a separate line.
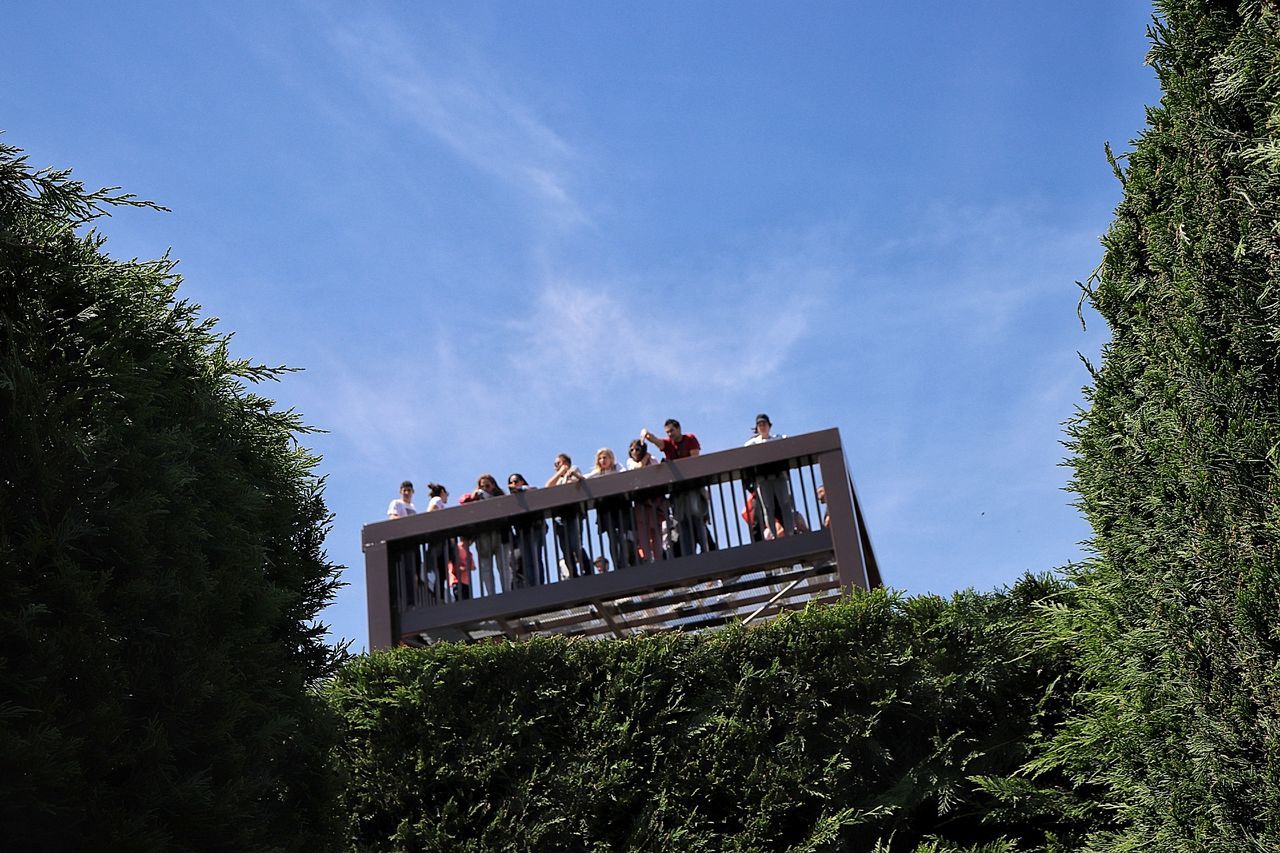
[0, 142, 344, 850]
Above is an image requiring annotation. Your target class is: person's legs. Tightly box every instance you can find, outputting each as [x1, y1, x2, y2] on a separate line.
[673, 490, 698, 556]
[563, 511, 586, 576]
[757, 473, 797, 538]
[633, 501, 661, 562]
[497, 539, 515, 592]
[475, 534, 498, 597]
[423, 541, 448, 603]
[513, 523, 534, 587]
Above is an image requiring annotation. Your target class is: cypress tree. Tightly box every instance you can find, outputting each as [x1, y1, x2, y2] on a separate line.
[1051, 1, 1280, 848]
[0, 143, 344, 850]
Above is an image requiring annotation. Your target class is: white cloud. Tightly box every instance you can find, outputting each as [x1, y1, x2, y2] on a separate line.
[860, 201, 1103, 341]
[325, 15, 586, 228]
[508, 271, 822, 399]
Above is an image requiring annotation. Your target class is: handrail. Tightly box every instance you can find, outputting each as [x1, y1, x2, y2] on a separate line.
[363, 428, 845, 547]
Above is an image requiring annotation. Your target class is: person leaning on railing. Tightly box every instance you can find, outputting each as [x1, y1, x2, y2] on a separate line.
[507, 473, 548, 587]
[545, 454, 591, 578]
[460, 474, 513, 597]
[587, 447, 635, 570]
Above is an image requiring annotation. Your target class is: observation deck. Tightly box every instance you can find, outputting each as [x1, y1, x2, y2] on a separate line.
[362, 428, 880, 647]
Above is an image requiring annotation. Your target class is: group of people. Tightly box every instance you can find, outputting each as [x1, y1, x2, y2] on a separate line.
[385, 414, 824, 605]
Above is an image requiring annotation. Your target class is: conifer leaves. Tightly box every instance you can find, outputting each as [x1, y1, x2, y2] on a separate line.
[1054, 1, 1280, 848]
[328, 579, 1083, 851]
[0, 141, 343, 850]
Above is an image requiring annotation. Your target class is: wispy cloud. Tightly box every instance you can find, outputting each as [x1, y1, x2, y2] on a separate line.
[325, 14, 586, 228]
[308, 337, 516, 472]
[509, 267, 825, 399]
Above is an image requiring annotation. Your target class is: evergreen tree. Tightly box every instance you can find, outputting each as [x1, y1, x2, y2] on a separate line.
[1050, 2, 1280, 848]
[0, 142, 344, 850]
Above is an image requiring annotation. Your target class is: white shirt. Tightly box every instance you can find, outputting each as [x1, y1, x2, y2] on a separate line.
[427, 496, 447, 512]
[551, 465, 585, 486]
[387, 499, 417, 518]
[587, 463, 624, 477]
[744, 431, 786, 446]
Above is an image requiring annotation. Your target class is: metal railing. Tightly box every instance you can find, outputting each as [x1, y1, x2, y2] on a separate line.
[362, 429, 879, 647]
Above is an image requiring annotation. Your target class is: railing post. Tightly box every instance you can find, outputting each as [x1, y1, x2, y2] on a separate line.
[364, 541, 395, 650]
[817, 449, 871, 593]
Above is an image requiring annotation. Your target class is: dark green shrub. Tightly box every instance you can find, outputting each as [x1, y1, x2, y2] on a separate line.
[0, 143, 344, 850]
[1048, 1, 1280, 848]
[327, 576, 1081, 851]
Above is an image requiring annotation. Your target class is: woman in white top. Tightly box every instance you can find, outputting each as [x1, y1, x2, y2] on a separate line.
[545, 454, 590, 578]
[422, 483, 449, 602]
[425, 483, 448, 511]
[588, 448, 633, 570]
[626, 439, 667, 562]
[587, 447, 624, 477]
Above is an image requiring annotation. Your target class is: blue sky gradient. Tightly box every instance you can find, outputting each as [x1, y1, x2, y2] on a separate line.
[5, 1, 1160, 650]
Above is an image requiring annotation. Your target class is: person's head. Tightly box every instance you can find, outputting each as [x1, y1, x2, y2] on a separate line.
[593, 555, 609, 572]
[477, 473, 500, 494]
[816, 485, 827, 504]
[663, 418, 682, 441]
[399, 480, 414, 501]
[428, 482, 447, 499]
[507, 473, 529, 493]
[628, 439, 648, 463]
[754, 413, 772, 437]
[595, 448, 616, 470]
[554, 453, 571, 470]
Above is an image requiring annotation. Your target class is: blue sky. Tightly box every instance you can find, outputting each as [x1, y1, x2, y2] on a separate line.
[5, 1, 1160, 651]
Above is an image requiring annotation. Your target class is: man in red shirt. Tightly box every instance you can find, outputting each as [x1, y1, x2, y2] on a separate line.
[641, 418, 708, 555]
[642, 418, 701, 460]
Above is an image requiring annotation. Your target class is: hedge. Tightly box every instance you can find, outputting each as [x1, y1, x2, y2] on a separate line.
[326, 576, 1086, 851]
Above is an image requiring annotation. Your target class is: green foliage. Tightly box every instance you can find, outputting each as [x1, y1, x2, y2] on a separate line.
[326, 576, 1085, 851]
[0, 142, 344, 850]
[1048, 1, 1280, 848]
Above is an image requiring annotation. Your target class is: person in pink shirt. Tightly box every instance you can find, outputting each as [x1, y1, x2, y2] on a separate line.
[448, 537, 474, 601]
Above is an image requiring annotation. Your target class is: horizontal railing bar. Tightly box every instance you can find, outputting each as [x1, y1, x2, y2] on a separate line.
[363, 429, 843, 549]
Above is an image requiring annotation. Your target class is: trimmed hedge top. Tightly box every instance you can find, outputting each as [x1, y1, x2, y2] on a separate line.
[327, 577, 1082, 851]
